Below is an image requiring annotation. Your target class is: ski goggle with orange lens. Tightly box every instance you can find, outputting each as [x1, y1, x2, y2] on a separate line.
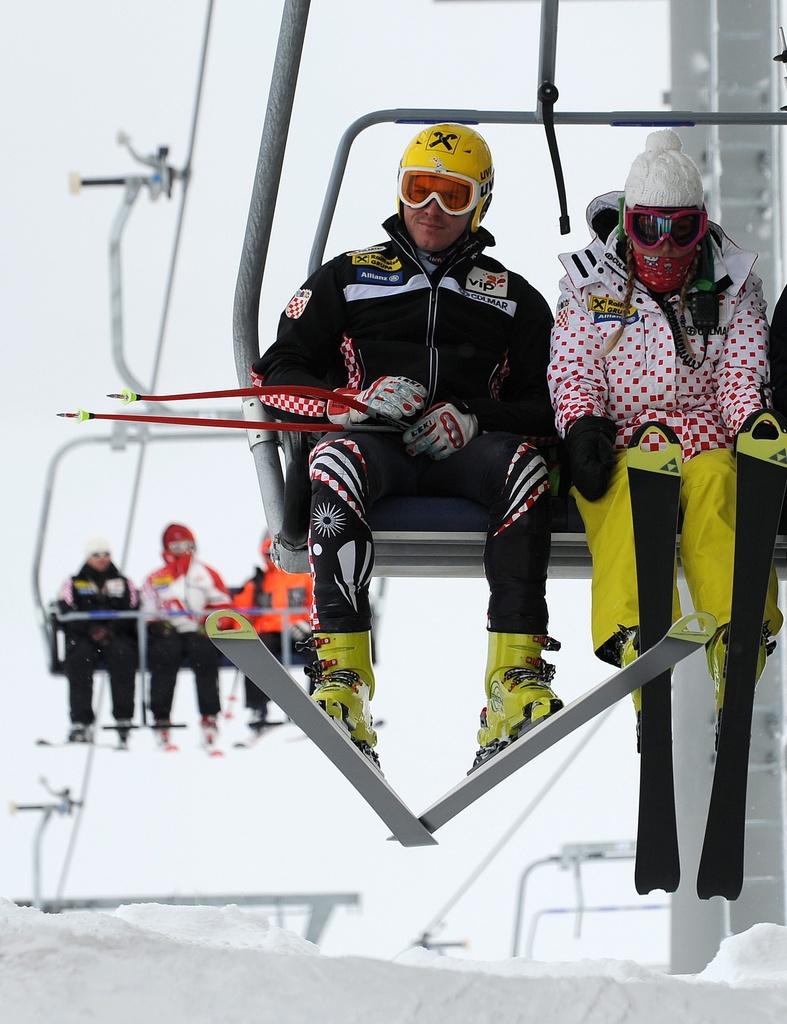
[624, 206, 708, 252]
[398, 167, 479, 216]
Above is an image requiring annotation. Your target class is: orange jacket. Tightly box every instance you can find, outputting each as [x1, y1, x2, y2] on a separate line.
[233, 565, 312, 635]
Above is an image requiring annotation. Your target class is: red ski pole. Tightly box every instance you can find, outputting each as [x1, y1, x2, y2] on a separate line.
[107, 384, 370, 415]
[57, 410, 397, 433]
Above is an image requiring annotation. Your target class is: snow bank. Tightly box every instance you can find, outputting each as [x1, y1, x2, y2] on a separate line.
[113, 902, 319, 955]
[700, 922, 787, 986]
[2, 899, 787, 1023]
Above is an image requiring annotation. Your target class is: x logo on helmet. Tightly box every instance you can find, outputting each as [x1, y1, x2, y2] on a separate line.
[428, 131, 459, 152]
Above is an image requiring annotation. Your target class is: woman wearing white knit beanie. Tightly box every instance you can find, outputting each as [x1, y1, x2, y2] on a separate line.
[548, 128, 781, 761]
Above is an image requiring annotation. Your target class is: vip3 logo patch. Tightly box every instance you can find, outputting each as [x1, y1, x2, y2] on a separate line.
[466, 267, 508, 296]
[351, 253, 402, 272]
[588, 294, 639, 325]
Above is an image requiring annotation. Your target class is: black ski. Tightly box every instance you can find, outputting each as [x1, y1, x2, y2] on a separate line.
[697, 410, 787, 900]
[35, 738, 124, 751]
[627, 423, 683, 894]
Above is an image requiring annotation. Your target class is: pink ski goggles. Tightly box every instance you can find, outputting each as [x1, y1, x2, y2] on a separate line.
[624, 206, 708, 252]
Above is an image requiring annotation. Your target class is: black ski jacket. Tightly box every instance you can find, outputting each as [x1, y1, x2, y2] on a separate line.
[57, 562, 139, 641]
[254, 216, 556, 437]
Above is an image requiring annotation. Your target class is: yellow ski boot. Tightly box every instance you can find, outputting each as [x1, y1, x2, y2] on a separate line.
[309, 631, 380, 769]
[706, 624, 772, 748]
[472, 632, 563, 769]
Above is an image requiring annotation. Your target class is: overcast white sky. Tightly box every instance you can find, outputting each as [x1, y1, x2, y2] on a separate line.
[2, 0, 781, 965]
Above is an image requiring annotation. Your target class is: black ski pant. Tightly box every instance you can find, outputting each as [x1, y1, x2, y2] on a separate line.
[308, 431, 551, 634]
[148, 629, 221, 720]
[64, 634, 136, 725]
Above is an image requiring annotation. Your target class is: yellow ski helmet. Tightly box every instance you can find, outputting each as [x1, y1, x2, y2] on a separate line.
[397, 124, 494, 233]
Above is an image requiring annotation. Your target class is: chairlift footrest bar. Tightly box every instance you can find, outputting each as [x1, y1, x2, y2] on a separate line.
[206, 611, 437, 848]
[416, 613, 715, 837]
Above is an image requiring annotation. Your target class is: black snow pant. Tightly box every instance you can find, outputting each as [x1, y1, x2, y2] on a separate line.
[64, 634, 137, 725]
[148, 629, 221, 720]
[308, 431, 551, 634]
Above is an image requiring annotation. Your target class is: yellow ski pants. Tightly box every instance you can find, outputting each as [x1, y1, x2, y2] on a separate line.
[573, 448, 782, 656]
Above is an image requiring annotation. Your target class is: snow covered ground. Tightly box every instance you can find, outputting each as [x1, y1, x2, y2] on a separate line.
[3, 900, 787, 1024]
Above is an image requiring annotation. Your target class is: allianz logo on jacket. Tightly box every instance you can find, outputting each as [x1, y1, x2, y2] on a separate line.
[465, 267, 508, 297]
[355, 267, 404, 285]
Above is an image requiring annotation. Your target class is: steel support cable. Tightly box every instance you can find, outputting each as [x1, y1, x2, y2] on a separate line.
[145, 0, 214, 399]
[121, 0, 216, 569]
[410, 707, 615, 951]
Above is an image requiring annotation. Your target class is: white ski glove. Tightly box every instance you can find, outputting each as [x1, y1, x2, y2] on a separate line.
[326, 376, 427, 426]
[403, 402, 479, 460]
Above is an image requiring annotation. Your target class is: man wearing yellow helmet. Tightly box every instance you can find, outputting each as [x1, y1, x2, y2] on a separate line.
[254, 123, 561, 771]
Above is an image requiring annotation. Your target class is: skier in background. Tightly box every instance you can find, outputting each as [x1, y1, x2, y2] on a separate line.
[548, 128, 782, 740]
[233, 534, 314, 735]
[141, 523, 231, 750]
[57, 538, 138, 746]
[253, 123, 561, 770]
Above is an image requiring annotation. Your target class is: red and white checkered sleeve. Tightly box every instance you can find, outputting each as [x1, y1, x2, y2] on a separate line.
[547, 277, 610, 438]
[716, 272, 770, 434]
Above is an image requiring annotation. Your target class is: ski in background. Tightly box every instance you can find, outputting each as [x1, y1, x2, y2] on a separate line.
[697, 410, 787, 899]
[233, 720, 290, 749]
[627, 423, 683, 894]
[36, 722, 139, 752]
[35, 737, 125, 752]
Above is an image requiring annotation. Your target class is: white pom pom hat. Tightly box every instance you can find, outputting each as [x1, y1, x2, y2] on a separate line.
[84, 537, 112, 559]
[624, 129, 704, 208]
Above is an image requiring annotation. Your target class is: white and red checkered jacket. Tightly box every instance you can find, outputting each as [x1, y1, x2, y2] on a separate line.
[548, 192, 770, 460]
[141, 556, 230, 634]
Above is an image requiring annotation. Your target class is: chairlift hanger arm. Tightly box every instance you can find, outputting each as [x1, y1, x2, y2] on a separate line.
[309, 106, 787, 274]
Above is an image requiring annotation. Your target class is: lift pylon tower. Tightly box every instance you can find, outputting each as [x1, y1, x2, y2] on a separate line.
[669, 0, 786, 974]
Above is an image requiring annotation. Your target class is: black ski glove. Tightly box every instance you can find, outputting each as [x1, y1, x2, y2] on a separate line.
[567, 415, 618, 501]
